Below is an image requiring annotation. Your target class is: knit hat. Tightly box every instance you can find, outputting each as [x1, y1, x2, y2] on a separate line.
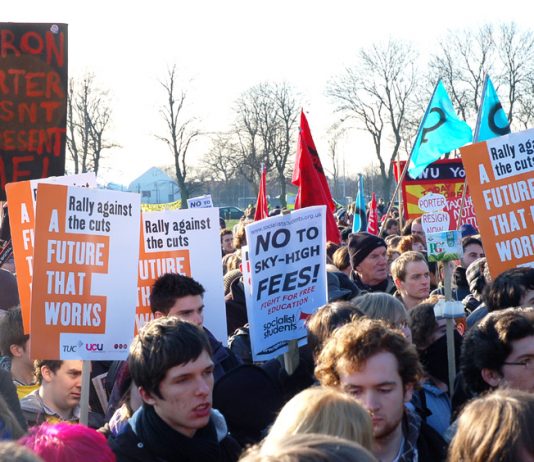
[0, 269, 19, 310]
[460, 223, 478, 238]
[348, 232, 386, 269]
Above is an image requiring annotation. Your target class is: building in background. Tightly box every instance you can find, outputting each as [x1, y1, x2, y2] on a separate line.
[128, 167, 180, 204]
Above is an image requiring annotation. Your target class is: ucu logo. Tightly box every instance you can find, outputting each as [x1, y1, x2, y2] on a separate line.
[85, 343, 103, 352]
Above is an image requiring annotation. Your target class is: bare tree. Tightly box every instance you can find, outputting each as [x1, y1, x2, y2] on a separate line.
[428, 25, 495, 120]
[328, 40, 419, 196]
[497, 23, 534, 125]
[428, 22, 534, 131]
[326, 124, 347, 200]
[229, 82, 299, 206]
[66, 74, 116, 175]
[202, 133, 238, 184]
[156, 66, 200, 207]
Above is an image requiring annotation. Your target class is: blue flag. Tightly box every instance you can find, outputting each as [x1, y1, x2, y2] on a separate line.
[408, 80, 473, 179]
[352, 175, 367, 233]
[475, 75, 511, 142]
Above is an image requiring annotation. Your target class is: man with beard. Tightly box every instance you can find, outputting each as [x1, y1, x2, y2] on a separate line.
[391, 252, 431, 310]
[315, 318, 447, 462]
[348, 233, 395, 294]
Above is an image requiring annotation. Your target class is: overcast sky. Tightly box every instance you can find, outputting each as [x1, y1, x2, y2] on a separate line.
[4, 0, 531, 185]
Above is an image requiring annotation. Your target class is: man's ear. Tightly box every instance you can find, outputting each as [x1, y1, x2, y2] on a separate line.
[403, 383, 414, 403]
[481, 368, 502, 388]
[154, 311, 165, 319]
[138, 386, 157, 406]
[9, 344, 24, 358]
[41, 366, 54, 383]
[394, 278, 403, 290]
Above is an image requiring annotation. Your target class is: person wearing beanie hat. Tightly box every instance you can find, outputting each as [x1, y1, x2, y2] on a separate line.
[348, 233, 395, 294]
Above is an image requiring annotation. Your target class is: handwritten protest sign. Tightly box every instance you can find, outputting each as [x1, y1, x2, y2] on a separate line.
[245, 206, 327, 361]
[394, 159, 477, 229]
[460, 128, 534, 276]
[5, 173, 96, 333]
[0, 23, 68, 199]
[135, 207, 227, 341]
[187, 194, 213, 209]
[30, 184, 140, 360]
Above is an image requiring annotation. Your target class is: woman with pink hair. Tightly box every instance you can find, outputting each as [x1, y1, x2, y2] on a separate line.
[20, 422, 115, 462]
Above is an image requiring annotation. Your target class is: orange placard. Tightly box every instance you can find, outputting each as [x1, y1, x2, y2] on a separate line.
[30, 183, 140, 359]
[5, 173, 96, 333]
[136, 214, 191, 333]
[460, 128, 534, 277]
[5, 181, 35, 332]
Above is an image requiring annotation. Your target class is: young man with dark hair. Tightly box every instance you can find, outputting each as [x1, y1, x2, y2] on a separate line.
[391, 251, 431, 310]
[432, 236, 485, 302]
[110, 317, 240, 462]
[466, 266, 534, 328]
[461, 308, 534, 395]
[315, 318, 447, 462]
[19, 359, 85, 427]
[150, 273, 240, 381]
[220, 229, 234, 256]
[0, 308, 37, 398]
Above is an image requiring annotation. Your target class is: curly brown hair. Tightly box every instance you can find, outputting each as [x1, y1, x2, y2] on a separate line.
[315, 318, 423, 388]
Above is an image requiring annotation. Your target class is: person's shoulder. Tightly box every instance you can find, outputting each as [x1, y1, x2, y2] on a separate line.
[19, 389, 42, 411]
[110, 423, 150, 462]
[417, 419, 448, 462]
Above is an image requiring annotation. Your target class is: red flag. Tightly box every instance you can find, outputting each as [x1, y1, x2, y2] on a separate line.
[367, 193, 379, 235]
[292, 111, 340, 243]
[254, 165, 269, 221]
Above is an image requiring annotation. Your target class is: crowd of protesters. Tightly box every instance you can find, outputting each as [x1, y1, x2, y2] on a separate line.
[1, 201, 534, 462]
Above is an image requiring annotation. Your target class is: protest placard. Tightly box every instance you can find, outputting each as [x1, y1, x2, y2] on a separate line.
[187, 194, 213, 209]
[30, 183, 140, 360]
[394, 159, 477, 229]
[0, 23, 68, 199]
[5, 173, 96, 333]
[245, 206, 327, 362]
[460, 128, 534, 276]
[135, 207, 227, 341]
[426, 230, 463, 263]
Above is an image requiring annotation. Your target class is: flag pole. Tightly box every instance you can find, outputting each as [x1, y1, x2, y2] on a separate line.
[380, 81, 441, 236]
[456, 74, 488, 230]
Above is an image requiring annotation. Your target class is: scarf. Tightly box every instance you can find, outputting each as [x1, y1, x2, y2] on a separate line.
[398, 410, 421, 462]
[134, 405, 222, 462]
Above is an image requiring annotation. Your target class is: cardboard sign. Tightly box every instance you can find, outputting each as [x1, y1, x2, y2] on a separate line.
[245, 206, 327, 361]
[187, 194, 213, 209]
[5, 173, 96, 333]
[394, 159, 477, 229]
[135, 207, 227, 342]
[426, 230, 463, 262]
[30, 184, 140, 360]
[460, 128, 534, 276]
[0, 23, 68, 199]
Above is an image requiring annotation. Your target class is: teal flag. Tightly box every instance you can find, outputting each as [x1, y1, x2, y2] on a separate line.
[408, 80, 473, 178]
[352, 175, 367, 233]
[475, 75, 511, 142]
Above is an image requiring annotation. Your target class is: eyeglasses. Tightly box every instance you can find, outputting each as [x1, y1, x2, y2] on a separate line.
[503, 357, 534, 370]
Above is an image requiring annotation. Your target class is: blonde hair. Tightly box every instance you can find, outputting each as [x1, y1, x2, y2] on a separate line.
[262, 387, 373, 452]
[352, 292, 408, 326]
[241, 433, 377, 462]
[448, 389, 534, 462]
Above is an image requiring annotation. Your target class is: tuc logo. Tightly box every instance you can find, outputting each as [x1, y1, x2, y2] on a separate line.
[62, 340, 84, 353]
